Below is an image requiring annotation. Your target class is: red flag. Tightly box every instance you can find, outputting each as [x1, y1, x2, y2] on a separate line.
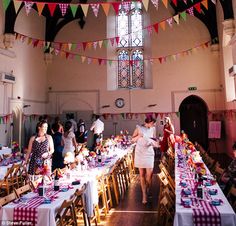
[194, 3, 201, 13]
[47, 3, 57, 17]
[112, 2, 120, 15]
[172, 0, 177, 7]
[82, 42, 87, 50]
[153, 23, 159, 33]
[115, 36, 120, 45]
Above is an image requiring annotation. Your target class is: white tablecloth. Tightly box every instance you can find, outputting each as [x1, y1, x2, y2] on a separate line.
[0, 147, 132, 226]
[0, 148, 12, 158]
[174, 147, 236, 226]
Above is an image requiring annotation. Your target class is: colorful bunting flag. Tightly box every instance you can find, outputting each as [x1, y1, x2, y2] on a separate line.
[36, 2, 44, 16]
[59, 3, 69, 16]
[24, 1, 33, 15]
[47, 3, 57, 17]
[70, 4, 78, 17]
[101, 3, 110, 16]
[13, 0, 22, 14]
[90, 4, 100, 17]
[81, 4, 89, 17]
[151, 0, 159, 10]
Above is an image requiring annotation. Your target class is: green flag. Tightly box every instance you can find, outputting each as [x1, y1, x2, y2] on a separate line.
[2, 0, 11, 11]
[70, 4, 78, 17]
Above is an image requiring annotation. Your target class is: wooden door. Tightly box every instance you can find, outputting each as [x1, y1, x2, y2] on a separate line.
[179, 95, 208, 149]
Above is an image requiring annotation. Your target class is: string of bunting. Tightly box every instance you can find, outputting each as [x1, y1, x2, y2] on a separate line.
[14, 0, 212, 53]
[15, 31, 211, 66]
[21, 110, 236, 122]
[2, 0, 216, 18]
[0, 114, 12, 124]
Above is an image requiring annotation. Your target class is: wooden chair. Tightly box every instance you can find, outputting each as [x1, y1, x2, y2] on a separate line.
[159, 163, 175, 190]
[0, 164, 18, 195]
[55, 197, 77, 226]
[213, 165, 225, 182]
[108, 163, 120, 206]
[227, 185, 236, 211]
[0, 192, 17, 207]
[74, 184, 91, 226]
[13, 183, 33, 199]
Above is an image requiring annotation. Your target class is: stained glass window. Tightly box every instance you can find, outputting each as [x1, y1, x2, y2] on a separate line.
[118, 50, 130, 88]
[117, 2, 144, 89]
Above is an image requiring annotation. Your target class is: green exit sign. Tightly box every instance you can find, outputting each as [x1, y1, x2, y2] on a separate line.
[188, 86, 197, 91]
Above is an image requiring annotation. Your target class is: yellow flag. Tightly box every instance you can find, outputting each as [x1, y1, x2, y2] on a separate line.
[142, 0, 149, 12]
[173, 15, 179, 25]
[13, 0, 21, 13]
[81, 4, 89, 17]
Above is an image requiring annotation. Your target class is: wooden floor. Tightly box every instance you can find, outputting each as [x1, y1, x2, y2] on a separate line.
[89, 152, 232, 226]
[99, 154, 162, 226]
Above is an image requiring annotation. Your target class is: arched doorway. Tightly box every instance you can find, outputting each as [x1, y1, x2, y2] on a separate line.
[179, 95, 208, 149]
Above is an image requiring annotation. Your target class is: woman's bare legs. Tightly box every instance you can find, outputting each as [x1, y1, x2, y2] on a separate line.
[146, 168, 153, 196]
[139, 168, 147, 204]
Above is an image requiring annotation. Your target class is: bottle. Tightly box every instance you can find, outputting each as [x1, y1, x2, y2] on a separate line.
[38, 177, 45, 196]
[97, 149, 102, 163]
[54, 170, 60, 191]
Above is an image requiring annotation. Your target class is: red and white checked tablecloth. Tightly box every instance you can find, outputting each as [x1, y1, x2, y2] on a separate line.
[13, 188, 59, 226]
[192, 199, 221, 226]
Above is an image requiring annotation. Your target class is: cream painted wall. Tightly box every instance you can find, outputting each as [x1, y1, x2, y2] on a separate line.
[48, 5, 224, 115]
[0, 8, 46, 146]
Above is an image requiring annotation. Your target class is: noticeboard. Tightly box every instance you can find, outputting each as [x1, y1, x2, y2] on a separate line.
[208, 121, 221, 139]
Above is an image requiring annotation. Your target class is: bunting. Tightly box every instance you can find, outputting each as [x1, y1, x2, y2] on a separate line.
[0, 114, 12, 124]
[15, 31, 211, 66]
[2, 0, 209, 18]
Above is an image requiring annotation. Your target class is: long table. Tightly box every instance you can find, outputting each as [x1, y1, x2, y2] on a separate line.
[0, 147, 132, 226]
[174, 146, 236, 226]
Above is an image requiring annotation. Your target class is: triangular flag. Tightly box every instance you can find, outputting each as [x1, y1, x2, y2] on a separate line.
[47, 3, 57, 17]
[180, 11, 187, 21]
[183, 0, 187, 4]
[211, 0, 216, 4]
[173, 15, 179, 24]
[24, 2, 34, 15]
[81, 4, 89, 17]
[70, 4, 78, 17]
[90, 4, 100, 17]
[13, 0, 22, 13]
[159, 21, 166, 30]
[194, 3, 201, 13]
[81, 56, 86, 63]
[147, 26, 153, 36]
[166, 18, 173, 27]
[36, 3, 45, 16]
[108, 60, 112, 66]
[142, 0, 149, 11]
[59, 3, 69, 16]
[201, 0, 208, 10]
[115, 37, 120, 45]
[82, 42, 87, 50]
[112, 2, 120, 15]
[87, 57, 92, 64]
[98, 59, 102, 65]
[110, 38, 114, 46]
[103, 39, 108, 48]
[93, 41, 98, 49]
[187, 7, 194, 16]
[98, 40, 103, 48]
[172, 0, 177, 7]
[151, 0, 159, 10]
[162, 0, 168, 8]
[68, 43, 72, 50]
[2, 0, 11, 11]
[101, 3, 110, 16]
[153, 23, 159, 33]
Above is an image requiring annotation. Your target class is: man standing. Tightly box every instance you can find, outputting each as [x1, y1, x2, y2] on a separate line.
[90, 115, 104, 150]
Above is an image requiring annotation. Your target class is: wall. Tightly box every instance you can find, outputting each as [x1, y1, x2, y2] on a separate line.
[0, 6, 46, 146]
[46, 3, 224, 140]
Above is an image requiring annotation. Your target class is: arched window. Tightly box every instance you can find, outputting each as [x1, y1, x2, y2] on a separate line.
[117, 2, 144, 89]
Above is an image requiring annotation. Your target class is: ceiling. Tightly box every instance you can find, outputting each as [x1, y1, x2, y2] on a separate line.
[4, 0, 234, 44]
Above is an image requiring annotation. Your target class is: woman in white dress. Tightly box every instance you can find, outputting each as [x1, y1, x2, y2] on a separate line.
[62, 121, 77, 157]
[132, 116, 158, 204]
